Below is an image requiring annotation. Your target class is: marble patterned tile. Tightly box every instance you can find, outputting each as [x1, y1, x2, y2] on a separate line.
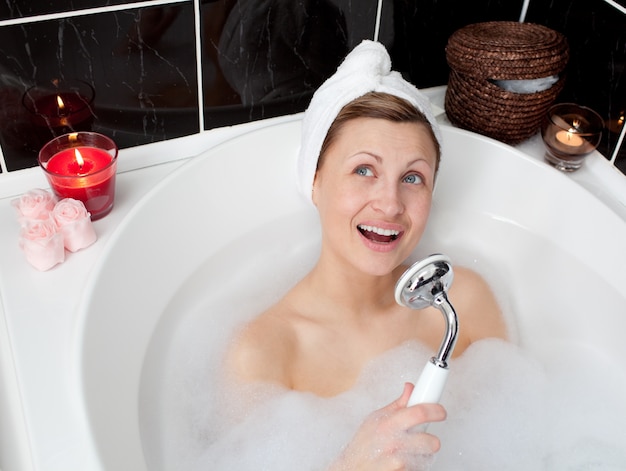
[0, 0, 623, 174]
[0, 0, 133, 21]
[0, 3, 198, 171]
[200, 0, 379, 129]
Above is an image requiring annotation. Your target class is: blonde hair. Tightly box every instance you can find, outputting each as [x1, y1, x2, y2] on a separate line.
[318, 91, 441, 172]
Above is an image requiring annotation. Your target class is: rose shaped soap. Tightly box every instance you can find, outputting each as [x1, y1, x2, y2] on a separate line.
[52, 198, 97, 252]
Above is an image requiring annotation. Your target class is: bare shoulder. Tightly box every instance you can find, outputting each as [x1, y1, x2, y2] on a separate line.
[448, 266, 508, 347]
[226, 303, 297, 387]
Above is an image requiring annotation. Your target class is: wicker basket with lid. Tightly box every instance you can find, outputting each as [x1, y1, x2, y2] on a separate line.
[445, 21, 569, 144]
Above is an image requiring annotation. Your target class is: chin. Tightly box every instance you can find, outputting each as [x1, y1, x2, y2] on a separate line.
[356, 255, 407, 278]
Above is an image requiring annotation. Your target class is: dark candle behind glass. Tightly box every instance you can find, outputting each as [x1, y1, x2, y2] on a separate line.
[22, 79, 96, 151]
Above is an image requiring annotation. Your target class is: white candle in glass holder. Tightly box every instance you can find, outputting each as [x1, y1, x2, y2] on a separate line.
[555, 129, 584, 147]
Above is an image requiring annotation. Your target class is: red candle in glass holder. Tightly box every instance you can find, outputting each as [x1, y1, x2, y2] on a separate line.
[39, 132, 118, 220]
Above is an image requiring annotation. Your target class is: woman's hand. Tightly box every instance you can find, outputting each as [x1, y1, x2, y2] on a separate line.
[329, 383, 446, 471]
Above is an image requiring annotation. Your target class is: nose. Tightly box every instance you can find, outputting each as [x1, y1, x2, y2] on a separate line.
[372, 180, 405, 215]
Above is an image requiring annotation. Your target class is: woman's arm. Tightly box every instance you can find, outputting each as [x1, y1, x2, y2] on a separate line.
[226, 313, 295, 386]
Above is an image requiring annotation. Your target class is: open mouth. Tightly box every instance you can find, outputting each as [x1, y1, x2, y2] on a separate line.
[357, 224, 401, 243]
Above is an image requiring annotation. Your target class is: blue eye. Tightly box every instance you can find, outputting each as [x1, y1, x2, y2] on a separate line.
[355, 166, 374, 177]
[403, 173, 423, 185]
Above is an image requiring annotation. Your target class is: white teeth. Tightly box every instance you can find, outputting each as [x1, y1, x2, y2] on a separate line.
[358, 225, 400, 236]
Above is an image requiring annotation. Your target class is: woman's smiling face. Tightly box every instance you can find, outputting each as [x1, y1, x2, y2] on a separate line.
[312, 117, 438, 277]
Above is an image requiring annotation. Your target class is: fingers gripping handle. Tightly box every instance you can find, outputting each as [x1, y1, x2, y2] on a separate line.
[407, 360, 449, 407]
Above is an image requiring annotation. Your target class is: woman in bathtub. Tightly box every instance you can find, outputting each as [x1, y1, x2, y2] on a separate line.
[227, 40, 507, 470]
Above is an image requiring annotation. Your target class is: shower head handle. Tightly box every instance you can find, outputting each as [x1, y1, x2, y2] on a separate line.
[395, 254, 459, 367]
[395, 254, 459, 408]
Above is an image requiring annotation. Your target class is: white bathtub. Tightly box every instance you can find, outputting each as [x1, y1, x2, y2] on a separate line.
[76, 119, 626, 470]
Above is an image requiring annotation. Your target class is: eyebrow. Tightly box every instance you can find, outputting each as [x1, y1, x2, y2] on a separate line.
[348, 151, 435, 170]
[347, 151, 381, 162]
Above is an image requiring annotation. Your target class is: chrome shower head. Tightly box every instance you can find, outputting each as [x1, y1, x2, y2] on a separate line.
[395, 254, 454, 311]
[395, 253, 458, 367]
[395, 254, 459, 406]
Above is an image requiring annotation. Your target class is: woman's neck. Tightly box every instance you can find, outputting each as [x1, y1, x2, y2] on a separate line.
[302, 255, 406, 321]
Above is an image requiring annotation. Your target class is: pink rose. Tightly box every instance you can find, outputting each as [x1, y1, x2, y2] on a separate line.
[19, 217, 65, 271]
[52, 198, 97, 252]
[11, 188, 58, 221]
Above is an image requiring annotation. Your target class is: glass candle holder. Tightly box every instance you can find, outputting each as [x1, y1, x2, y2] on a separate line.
[38, 132, 118, 220]
[541, 103, 604, 172]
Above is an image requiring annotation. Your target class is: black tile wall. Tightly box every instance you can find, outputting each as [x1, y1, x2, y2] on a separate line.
[0, 0, 624, 174]
[0, 3, 198, 172]
[198, 0, 365, 129]
[388, 0, 525, 88]
[0, 0, 132, 21]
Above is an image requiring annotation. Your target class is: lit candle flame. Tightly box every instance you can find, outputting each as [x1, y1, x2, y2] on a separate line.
[74, 148, 85, 169]
[56, 95, 65, 110]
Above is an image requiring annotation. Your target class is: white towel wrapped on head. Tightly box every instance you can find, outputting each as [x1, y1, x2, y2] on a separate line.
[297, 39, 442, 205]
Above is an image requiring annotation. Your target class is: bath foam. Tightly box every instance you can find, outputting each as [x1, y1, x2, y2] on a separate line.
[163, 338, 626, 471]
[139, 213, 322, 470]
[138, 212, 626, 470]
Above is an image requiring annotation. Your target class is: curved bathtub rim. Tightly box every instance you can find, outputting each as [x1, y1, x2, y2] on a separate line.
[437, 126, 626, 294]
[73, 119, 626, 470]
